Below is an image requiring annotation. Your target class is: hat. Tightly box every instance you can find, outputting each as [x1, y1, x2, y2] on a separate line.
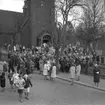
[4, 61, 6, 64]
[95, 64, 98, 67]
[24, 74, 28, 78]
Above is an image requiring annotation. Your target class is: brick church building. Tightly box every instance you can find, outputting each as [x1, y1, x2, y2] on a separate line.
[0, 0, 105, 55]
[21, 0, 55, 47]
[0, 0, 55, 48]
[0, 10, 23, 46]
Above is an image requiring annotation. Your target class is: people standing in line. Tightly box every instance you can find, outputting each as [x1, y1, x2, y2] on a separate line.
[69, 63, 76, 85]
[93, 64, 100, 87]
[0, 72, 6, 92]
[24, 74, 32, 100]
[16, 74, 25, 102]
[76, 62, 81, 81]
[51, 63, 56, 81]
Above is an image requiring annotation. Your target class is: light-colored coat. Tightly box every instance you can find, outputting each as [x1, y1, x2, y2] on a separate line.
[76, 64, 81, 77]
[51, 66, 56, 78]
[69, 66, 75, 79]
[43, 64, 48, 76]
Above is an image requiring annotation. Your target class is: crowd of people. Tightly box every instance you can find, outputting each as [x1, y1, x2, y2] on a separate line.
[0, 43, 57, 102]
[59, 43, 102, 73]
[0, 42, 101, 102]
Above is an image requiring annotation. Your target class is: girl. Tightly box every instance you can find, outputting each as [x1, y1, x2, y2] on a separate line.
[11, 68, 19, 91]
[69, 63, 76, 85]
[51, 63, 56, 81]
[43, 61, 48, 80]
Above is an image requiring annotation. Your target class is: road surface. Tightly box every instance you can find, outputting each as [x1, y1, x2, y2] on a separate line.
[0, 74, 105, 105]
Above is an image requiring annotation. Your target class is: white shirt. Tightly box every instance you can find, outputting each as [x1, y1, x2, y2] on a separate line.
[17, 78, 25, 89]
[14, 46, 16, 51]
[11, 73, 19, 83]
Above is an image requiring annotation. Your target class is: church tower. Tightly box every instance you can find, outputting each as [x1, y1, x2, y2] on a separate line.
[22, 0, 55, 47]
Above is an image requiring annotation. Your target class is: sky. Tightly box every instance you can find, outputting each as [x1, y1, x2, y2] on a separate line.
[57, 6, 83, 27]
[0, 0, 24, 12]
[0, 0, 83, 26]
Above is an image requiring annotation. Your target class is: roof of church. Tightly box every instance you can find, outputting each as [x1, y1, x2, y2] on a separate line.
[0, 10, 24, 34]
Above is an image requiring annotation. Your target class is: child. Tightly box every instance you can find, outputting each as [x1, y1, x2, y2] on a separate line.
[69, 63, 76, 85]
[24, 74, 32, 100]
[51, 63, 56, 81]
[43, 61, 48, 80]
[0, 72, 6, 92]
[16, 74, 25, 102]
[11, 69, 19, 91]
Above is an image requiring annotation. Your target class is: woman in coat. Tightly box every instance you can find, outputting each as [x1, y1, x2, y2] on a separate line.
[76, 62, 81, 81]
[43, 61, 48, 80]
[69, 63, 76, 85]
[51, 63, 56, 81]
[93, 64, 100, 87]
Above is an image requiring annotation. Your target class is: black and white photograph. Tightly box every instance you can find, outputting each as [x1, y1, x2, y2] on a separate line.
[0, 0, 105, 105]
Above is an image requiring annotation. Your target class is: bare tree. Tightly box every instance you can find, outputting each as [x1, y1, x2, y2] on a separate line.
[52, 0, 83, 72]
[75, 0, 105, 50]
[55, 0, 82, 25]
[55, 0, 83, 50]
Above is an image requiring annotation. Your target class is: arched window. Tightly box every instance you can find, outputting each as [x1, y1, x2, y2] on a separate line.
[42, 34, 51, 43]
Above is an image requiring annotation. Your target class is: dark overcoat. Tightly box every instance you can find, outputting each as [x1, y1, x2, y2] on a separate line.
[93, 67, 100, 83]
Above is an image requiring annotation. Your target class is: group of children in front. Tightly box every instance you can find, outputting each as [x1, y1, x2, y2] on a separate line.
[0, 66, 33, 103]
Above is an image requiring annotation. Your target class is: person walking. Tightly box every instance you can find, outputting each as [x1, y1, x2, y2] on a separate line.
[0, 72, 6, 92]
[93, 64, 100, 87]
[16, 74, 25, 102]
[11, 68, 19, 91]
[43, 61, 48, 80]
[51, 63, 56, 81]
[69, 63, 76, 85]
[24, 74, 32, 100]
[76, 62, 81, 81]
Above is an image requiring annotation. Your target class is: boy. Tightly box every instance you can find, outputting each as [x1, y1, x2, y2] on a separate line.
[24, 74, 32, 100]
[16, 74, 25, 102]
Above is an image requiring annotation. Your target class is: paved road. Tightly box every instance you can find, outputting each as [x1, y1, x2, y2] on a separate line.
[58, 73, 105, 89]
[0, 74, 105, 105]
